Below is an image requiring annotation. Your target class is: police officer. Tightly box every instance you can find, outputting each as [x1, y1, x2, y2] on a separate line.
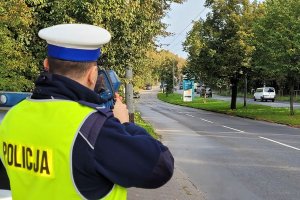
[0, 24, 174, 199]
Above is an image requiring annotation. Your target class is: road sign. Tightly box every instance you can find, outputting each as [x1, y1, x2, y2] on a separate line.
[183, 80, 194, 102]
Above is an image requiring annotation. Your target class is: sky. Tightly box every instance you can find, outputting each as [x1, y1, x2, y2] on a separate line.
[157, 0, 209, 59]
[157, 0, 264, 59]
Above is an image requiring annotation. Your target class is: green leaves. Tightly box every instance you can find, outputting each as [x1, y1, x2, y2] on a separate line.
[184, 0, 300, 113]
[0, 0, 38, 91]
[254, 0, 300, 73]
[183, 0, 259, 109]
[0, 0, 184, 91]
[253, 0, 300, 115]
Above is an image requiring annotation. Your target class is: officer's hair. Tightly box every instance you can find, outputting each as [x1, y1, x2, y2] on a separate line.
[48, 57, 96, 79]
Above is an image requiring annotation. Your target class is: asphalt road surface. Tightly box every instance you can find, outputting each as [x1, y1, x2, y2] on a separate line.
[1, 90, 300, 200]
[137, 87, 300, 200]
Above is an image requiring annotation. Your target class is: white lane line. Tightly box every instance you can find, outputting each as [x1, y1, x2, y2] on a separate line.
[200, 118, 214, 124]
[184, 115, 214, 124]
[182, 113, 244, 133]
[185, 114, 195, 118]
[260, 136, 300, 151]
[178, 112, 193, 114]
[222, 125, 244, 133]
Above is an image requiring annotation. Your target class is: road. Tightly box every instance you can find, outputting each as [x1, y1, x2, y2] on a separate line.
[1, 90, 300, 200]
[176, 89, 300, 108]
[137, 87, 300, 200]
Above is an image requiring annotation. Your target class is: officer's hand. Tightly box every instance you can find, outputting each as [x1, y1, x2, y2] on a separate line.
[113, 94, 129, 124]
[114, 92, 123, 101]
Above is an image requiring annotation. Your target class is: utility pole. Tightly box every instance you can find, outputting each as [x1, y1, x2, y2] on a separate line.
[125, 67, 134, 122]
[244, 73, 247, 107]
[172, 61, 175, 92]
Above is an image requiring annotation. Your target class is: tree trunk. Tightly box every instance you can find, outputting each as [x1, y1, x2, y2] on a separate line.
[230, 78, 238, 110]
[289, 81, 295, 116]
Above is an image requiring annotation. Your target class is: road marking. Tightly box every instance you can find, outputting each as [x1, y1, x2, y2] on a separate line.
[200, 118, 214, 124]
[180, 112, 214, 123]
[156, 129, 192, 132]
[184, 114, 214, 125]
[260, 136, 300, 151]
[222, 125, 244, 133]
[185, 114, 195, 118]
[183, 114, 245, 134]
[178, 112, 194, 114]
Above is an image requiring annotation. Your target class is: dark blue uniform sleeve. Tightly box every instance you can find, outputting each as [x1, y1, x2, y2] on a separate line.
[93, 116, 174, 188]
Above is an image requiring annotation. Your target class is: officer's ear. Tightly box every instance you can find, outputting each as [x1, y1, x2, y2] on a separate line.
[86, 65, 98, 90]
[43, 58, 49, 72]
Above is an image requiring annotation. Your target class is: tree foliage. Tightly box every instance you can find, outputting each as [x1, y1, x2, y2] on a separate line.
[134, 49, 185, 92]
[157, 50, 185, 94]
[0, 0, 184, 91]
[184, 0, 259, 109]
[253, 0, 300, 115]
[0, 0, 38, 91]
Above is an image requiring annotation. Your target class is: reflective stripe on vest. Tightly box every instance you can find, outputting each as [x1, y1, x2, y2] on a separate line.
[0, 99, 127, 200]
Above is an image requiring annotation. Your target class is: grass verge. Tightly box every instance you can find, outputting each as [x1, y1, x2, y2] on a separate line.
[216, 91, 300, 103]
[134, 112, 159, 139]
[158, 93, 300, 127]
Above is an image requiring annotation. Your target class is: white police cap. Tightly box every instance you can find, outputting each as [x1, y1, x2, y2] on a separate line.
[38, 24, 111, 62]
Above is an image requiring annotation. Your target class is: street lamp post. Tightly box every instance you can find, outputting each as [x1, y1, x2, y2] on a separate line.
[125, 67, 134, 122]
[172, 60, 175, 92]
[244, 73, 247, 107]
[240, 69, 247, 107]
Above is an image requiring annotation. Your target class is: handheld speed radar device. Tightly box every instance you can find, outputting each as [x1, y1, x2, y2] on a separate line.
[95, 69, 121, 109]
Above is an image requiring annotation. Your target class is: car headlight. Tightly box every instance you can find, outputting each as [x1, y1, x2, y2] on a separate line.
[0, 94, 7, 105]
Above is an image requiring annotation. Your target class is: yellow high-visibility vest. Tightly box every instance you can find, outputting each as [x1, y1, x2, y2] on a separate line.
[0, 99, 127, 200]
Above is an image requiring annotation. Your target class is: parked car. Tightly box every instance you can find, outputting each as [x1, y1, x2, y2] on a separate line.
[253, 87, 276, 102]
[179, 83, 183, 90]
[196, 86, 212, 98]
[133, 91, 140, 99]
[160, 83, 167, 91]
[145, 84, 152, 90]
[196, 85, 201, 93]
[0, 92, 31, 107]
[205, 88, 212, 98]
[194, 82, 200, 92]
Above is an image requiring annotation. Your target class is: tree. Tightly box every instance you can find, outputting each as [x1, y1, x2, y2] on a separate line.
[253, 0, 300, 115]
[0, 0, 38, 91]
[184, 0, 258, 109]
[1, 0, 185, 91]
[183, 20, 206, 82]
[24, 0, 185, 88]
[160, 58, 177, 95]
[152, 50, 184, 95]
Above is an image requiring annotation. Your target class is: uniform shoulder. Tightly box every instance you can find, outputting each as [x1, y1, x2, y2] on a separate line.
[77, 100, 112, 118]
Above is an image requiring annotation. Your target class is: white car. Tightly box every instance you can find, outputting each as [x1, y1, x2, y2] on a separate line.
[254, 87, 276, 102]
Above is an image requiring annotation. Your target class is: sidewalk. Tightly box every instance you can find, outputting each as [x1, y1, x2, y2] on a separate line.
[128, 167, 205, 200]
